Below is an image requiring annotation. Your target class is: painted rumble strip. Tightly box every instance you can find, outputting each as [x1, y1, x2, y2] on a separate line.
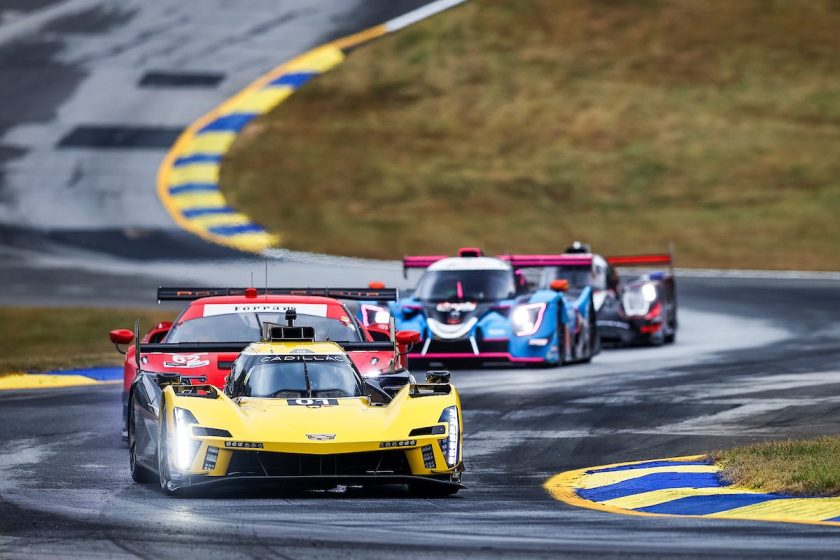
[157, 0, 468, 253]
[544, 456, 840, 528]
[0, 367, 122, 391]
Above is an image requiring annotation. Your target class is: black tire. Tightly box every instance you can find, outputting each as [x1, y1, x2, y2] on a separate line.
[158, 412, 177, 495]
[557, 321, 567, 366]
[409, 482, 460, 498]
[128, 404, 156, 483]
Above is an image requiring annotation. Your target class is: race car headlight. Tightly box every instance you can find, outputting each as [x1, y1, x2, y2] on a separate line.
[511, 303, 546, 336]
[438, 406, 460, 468]
[361, 304, 391, 326]
[622, 286, 653, 317]
[173, 407, 200, 471]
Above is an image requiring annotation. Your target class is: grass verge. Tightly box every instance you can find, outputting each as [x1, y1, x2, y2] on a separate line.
[220, 0, 840, 269]
[0, 307, 174, 373]
[715, 437, 840, 496]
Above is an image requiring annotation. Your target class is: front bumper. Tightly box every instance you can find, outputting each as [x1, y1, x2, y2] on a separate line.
[409, 336, 549, 364]
[166, 473, 464, 492]
[597, 318, 663, 345]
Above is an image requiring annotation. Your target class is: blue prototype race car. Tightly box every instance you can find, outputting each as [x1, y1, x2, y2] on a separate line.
[361, 248, 599, 366]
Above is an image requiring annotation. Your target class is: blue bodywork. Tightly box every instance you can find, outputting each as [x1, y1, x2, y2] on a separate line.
[379, 286, 594, 365]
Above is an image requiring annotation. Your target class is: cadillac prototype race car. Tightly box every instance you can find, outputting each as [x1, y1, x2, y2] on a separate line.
[127, 319, 463, 496]
[362, 248, 599, 365]
[109, 287, 421, 439]
[537, 243, 678, 346]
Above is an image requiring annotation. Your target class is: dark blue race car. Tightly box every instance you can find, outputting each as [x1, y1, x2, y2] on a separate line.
[360, 248, 599, 366]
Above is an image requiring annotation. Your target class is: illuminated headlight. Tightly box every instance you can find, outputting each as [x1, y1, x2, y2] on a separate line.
[622, 287, 652, 317]
[438, 406, 460, 468]
[511, 303, 546, 336]
[172, 407, 201, 471]
[361, 304, 391, 326]
[641, 283, 658, 302]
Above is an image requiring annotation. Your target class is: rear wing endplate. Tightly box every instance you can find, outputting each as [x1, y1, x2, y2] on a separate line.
[157, 287, 398, 302]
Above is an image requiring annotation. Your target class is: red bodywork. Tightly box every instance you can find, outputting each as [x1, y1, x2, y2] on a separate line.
[120, 295, 404, 397]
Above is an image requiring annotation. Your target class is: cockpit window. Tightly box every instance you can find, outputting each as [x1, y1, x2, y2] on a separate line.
[414, 270, 515, 302]
[230, 354, 363, 399]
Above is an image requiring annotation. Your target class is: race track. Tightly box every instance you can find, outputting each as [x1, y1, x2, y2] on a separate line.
[3, 276, 840, 559]
[3, 1, 840, 558]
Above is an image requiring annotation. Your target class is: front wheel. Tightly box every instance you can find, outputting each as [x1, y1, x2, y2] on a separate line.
[157, 414, 177, 495]
[128, 404, 156, 483]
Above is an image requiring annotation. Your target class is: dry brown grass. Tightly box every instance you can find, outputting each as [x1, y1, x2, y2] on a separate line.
[0, 307, 174, 373]
[220, 0, 840, 268]
[715, 437, 840, 496]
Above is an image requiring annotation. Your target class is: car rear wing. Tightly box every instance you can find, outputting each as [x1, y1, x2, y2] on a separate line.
[606, 251, 673, 270]
[498, 254, 594, 268]
[157, 287, 399, 302]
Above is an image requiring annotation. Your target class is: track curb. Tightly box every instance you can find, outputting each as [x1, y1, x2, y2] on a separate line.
[545, 455, 840, 528]
[156, 0, 468, 253]
[0, 367, 122, 391]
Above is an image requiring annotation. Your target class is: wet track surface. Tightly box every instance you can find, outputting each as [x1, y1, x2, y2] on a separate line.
[3, 277, 840, 558]
[3, 1, 840, 557]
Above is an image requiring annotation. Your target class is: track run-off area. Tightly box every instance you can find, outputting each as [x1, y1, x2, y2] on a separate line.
[4, 276, 840, 558]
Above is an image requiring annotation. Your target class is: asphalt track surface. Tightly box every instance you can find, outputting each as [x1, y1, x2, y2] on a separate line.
[1, 277, 840, 559]
[4, 2, 840, 559]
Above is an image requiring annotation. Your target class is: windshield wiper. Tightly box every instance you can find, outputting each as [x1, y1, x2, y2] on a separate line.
[303, 361, 312, 398]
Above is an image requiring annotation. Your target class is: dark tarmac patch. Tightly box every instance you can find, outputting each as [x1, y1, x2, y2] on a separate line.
[138, 71, 225, 88]
[57, 126, 183, 149]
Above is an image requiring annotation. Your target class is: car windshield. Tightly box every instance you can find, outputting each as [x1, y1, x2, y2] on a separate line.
[166, 312, 361, 343]
[234, 354, 363, 398]
[414, 270, 515, 302]
[541, 266, 597, 290]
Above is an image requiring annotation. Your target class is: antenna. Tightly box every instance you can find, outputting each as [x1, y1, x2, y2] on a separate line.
[264, 258, 269, 300]
[250, 271, 254, 288]
[133, 319, 141, 371]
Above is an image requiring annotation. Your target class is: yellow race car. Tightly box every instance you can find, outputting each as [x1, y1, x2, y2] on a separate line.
[127, 319, 464, 497]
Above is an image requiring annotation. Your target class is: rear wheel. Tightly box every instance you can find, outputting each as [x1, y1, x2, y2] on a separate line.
[128, 404, 155, 483]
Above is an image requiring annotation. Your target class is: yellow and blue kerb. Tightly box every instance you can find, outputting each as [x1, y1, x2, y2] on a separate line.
[156, 46, 346, 252]
[545, 456, 840, 528]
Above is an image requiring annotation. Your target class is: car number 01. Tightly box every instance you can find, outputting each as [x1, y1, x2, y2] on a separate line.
[287, 398, 338, 407]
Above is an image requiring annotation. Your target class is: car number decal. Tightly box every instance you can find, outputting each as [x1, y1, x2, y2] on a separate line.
[163, 353, 210, 368]
[287, 398, 339, 407]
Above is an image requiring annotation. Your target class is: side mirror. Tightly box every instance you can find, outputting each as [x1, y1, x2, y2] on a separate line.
[396, 330, 421, 345]
[109, 328, 134, 354]
[110, 329, 134, 344]
[550, 279, 569, 292]
[426, 370, 451, 384]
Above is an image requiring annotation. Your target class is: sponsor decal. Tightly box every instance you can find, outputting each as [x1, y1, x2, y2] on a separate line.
[597, 320, 630, 330]
[306, 434, 336, 441]
[163, 353, 210, 368]
[203, 303, 328, 318]
[436, 302, 477, 313]
[287, 398, 339, 407]
[261, 355, 346, 363]
[487, 328, 507, 337]
[380, 439, 417, 448]
[224, 441, 264, 448]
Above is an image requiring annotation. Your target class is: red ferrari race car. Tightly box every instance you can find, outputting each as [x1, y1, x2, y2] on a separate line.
[109, 287, 420, 439]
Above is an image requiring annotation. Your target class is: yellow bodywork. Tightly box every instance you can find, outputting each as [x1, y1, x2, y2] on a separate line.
[161, 340, 463, 481]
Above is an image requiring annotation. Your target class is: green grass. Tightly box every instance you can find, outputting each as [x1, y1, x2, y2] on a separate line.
[220, 0, 840, 269]
[715, 437, 840, 496]
[0, 307, 174, 373]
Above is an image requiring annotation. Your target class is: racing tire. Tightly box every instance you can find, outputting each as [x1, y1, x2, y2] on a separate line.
[157, 413, 178, 496]
[577, 299, 597, 364]
[128, 404, 156, 484]
[408, 481, 460, 498]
